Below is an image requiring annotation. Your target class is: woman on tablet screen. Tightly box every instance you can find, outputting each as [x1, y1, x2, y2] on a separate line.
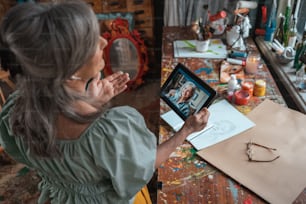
[167, 81, 196, 117]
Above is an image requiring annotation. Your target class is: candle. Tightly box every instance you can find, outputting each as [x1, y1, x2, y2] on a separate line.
[245, 52, 260, 74]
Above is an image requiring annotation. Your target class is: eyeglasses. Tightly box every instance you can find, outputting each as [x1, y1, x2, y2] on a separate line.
[246, 140, 280, 162]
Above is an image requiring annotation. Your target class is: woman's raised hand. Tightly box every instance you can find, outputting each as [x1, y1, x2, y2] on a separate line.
[86, 71, 130, 106]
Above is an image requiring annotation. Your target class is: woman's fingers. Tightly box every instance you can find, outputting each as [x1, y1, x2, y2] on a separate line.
[87, 72, 101, 91]
[106, 71, 128, 82]
[199, 108, 209, 120]
[105, 71, 129, 89]
[104, 71, 122, 82]
[184, 108, 210, 133]
[85, 71, 130, 106]
[193, 108, 209, 126]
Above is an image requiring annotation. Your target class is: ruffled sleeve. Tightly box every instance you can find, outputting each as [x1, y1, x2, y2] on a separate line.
[89, 106, 157, 200]
[0, 92, 32, 166]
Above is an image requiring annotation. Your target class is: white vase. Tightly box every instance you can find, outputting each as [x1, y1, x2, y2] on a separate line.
[195, 39, 210, 52]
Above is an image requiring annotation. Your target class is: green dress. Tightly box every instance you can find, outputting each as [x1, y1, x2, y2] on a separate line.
[0, 93, 157, 204]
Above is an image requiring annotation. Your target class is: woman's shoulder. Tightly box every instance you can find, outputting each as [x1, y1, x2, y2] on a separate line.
[92, 105, 155, 143]
[67, 106, 145, 141]
[106, 105, 138, 113]
[103, 106, 142, 119]
[84, 105, 156, 163]
[90, 106, 156, 166]
[96, 106, 145, 130]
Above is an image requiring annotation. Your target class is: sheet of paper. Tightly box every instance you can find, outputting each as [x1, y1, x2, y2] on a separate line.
[197, 99, 306, 204]
[160, 109, 214, 134]
[173, 39, 227, 59]
[160, 109, 184, 131]
[186, 99, 256, 150]
[161, 99, 255, 150]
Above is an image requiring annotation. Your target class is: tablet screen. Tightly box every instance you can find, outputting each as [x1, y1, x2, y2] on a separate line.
[161, 63, 217, 120]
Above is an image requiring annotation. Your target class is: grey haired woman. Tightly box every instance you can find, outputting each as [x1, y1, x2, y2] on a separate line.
[0, 1, 210, 203]
[167, 81, 196, 117]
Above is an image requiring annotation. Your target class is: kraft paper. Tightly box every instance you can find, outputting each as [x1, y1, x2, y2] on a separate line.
[197, 99, 306, 204]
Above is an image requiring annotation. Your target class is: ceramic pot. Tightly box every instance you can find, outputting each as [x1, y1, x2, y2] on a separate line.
[195, 39, 210, 52]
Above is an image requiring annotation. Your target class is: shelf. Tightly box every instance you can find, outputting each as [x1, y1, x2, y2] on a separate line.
[255, 36, 306, 114]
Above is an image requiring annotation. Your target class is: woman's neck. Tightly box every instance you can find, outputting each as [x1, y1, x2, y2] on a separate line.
[56, 79, 98, 140]
[56, 113, 90, 140]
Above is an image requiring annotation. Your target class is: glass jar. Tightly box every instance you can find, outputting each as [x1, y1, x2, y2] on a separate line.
[245, 52, 261, 74]
[253, 79, 266, 97]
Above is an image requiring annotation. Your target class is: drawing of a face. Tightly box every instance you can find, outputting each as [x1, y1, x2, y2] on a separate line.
[213, 120, 235, 136]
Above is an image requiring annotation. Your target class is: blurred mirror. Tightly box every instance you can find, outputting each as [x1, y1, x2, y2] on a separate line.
[109, 38, 139, 79]
[101, 18, 148, 89]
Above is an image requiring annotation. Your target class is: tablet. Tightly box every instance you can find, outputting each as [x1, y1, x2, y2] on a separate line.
[161, 63, 217, 120]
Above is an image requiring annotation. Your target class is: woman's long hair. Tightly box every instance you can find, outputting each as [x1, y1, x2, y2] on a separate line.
[0, 0, 100, 157]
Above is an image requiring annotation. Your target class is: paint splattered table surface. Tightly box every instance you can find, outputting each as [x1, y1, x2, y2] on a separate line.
[157, 26, 306, 204]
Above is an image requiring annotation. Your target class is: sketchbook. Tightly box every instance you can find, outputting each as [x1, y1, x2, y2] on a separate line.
[173, 39, 228, 59]
[161, 99, 255, 150]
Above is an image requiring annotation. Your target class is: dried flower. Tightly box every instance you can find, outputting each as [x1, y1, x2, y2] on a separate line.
[191, 18, 212, 41]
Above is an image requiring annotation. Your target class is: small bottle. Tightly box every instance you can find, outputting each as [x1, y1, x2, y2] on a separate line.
[295, 42, 306, 70]
[302, 22, 306, 42]
[227, 58, 246, 66]
[296, 64, 305, 87]
[287, 17, 297, 48]
[209, 10, 227, 22]
[283, 3, 292, 47]
[274, 14, 285, 44]
[228, 74, 238, 94]
[227, 74, 238, 103]
[229, 50, 248, 58]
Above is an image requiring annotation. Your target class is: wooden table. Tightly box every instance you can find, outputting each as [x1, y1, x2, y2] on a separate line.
[157, 26, 306, 204]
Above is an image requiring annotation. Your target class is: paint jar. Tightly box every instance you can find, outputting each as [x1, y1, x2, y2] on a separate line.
[241, 80, 254, 96]
[253, 79, 266, 97]
[234, 90, 250, 105]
